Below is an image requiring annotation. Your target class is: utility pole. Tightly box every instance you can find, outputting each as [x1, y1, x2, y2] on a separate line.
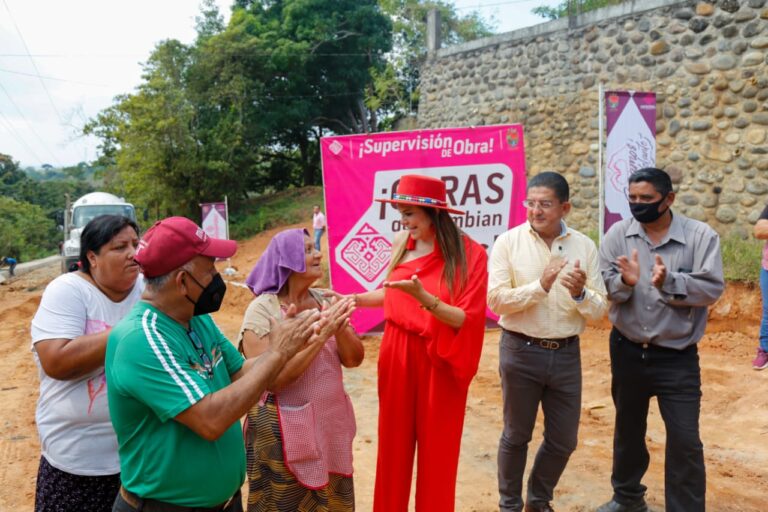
[426, 9, 441, 56]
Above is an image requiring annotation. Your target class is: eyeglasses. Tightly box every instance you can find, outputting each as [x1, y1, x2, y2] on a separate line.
[522, 200, 558, 210]
[187, 329, 213, 378]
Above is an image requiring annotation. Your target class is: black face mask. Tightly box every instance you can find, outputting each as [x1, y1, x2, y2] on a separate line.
[629, 195, 669, 224]
[184, 272, 227, 316]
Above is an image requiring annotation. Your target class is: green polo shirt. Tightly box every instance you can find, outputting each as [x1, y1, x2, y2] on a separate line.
[106, 302, 245, 507]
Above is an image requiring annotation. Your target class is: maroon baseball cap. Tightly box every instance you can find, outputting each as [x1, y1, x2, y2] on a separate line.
[134, 216, 237, 278]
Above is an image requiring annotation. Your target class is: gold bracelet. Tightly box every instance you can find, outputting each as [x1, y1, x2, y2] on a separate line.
[420, 295, 440, 311]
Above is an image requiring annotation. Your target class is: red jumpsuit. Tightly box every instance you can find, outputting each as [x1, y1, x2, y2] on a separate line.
[373, 235, 488, 512]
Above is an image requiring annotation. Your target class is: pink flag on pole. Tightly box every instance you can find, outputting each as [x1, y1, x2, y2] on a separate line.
[604, 91, 657, 233]
[201, 202, 228, 240]
[321, 125, 528, 334]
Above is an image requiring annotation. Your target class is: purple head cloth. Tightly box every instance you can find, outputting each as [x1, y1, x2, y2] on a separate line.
[245, 228, 310, 295]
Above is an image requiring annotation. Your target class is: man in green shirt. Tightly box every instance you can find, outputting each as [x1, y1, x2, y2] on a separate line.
[107, 217, 322, 511]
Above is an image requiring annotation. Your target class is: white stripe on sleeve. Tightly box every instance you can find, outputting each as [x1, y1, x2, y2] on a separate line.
[150, 313, 205, 400]
[141, 309, 198, 405]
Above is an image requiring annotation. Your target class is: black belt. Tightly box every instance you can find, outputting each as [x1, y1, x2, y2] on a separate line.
[504, 329, 578, 350]
[119, 486, 240, 512]
[612, 327, 696, 354]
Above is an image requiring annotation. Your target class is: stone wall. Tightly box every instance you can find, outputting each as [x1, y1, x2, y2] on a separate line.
[418, 0, 768, 237]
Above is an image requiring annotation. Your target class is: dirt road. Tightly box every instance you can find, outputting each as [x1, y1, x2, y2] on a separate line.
[0, 223, 766, 511]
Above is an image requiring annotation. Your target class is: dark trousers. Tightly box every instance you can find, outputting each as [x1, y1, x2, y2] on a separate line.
[497, 330, 582, 511]
[609, 328, 705, 512]
[35, 455, 120, 512]
[113, 488, 242, 512]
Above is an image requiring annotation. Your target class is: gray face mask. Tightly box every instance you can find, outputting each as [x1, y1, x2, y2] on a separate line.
[629, 195, 668, 224]
[184, 272, 227, 316]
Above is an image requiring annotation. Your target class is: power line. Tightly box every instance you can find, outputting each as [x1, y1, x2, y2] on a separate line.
[0, 53, 147, 58]
[263, 90, 362, 100]
[0, 81, 62, 165]
[455, 0, 540, 10]
[2, 0, 66, 124]
[0, 107, 45, 166]
[0, 67, 111, 88]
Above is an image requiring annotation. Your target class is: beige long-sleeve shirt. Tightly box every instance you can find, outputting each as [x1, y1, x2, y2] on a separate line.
[598, 212, 724, 349]
[488, 221, 608, 339]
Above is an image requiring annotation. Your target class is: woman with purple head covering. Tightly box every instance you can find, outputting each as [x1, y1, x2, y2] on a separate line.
[237, 228, 364, 512]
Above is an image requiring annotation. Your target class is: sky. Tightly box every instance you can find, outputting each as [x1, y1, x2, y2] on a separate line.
[0, 0, 561, 168]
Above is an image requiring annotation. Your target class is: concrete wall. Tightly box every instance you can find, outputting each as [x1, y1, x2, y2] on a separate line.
[419, 0, 768, 236]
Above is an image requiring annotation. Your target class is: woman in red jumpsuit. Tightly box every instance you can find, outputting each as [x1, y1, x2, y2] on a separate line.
[352, 175, 488, 512]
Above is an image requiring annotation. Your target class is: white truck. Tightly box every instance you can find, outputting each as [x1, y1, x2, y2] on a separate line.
[61, 192, 136, 273]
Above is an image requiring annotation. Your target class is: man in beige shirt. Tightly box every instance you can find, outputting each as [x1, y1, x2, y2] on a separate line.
[488, 172, 608, 512]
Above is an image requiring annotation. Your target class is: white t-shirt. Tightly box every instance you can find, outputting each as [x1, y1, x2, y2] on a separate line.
[31, 272, 143, 475]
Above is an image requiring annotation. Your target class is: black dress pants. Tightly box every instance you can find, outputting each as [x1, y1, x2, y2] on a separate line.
[609, 327, 705, 512]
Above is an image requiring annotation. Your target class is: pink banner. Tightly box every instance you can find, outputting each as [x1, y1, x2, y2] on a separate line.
[604, 91, 656, 233]
[321, 125, 528, 333]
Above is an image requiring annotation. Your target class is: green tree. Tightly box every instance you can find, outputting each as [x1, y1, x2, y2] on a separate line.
[0, 153, 93, 224]
[0, 195, 57, 260]
[86, 0, 394, 211]
[85, 40, 220, 216]
[372, 1, 494, 127]
[532, 0, 624, 20]
[221, 0, 393, 184]
[0, 153, 26, 186]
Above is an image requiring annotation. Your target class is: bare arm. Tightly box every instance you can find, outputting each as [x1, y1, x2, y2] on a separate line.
[354, 288, 385, 308]
[35, 331, 110, 380]
[755, 219, 768, 240]
[415, 288, 466, 329]
[175, 349, 289, 440]
[241, 297, 361, 387]
[316, 297, 363, 367]
[334, 325, 364, 368]
[174, 307, 321, 440]
[385, 276, 466, 330]
[322, 288, 385, 308]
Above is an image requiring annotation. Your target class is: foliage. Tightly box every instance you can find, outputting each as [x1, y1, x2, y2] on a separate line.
[0, 195, 58, 260]
[0, 153, 94, 224]
[85, 0, 392, 216]
[374, 1, 495, 127]
[721, 234, 762, 283]
[532, 0, 625, 20]
[85, 40, 209, 217]
[229, 186, 323, 239]
[585, 228, 599, 246]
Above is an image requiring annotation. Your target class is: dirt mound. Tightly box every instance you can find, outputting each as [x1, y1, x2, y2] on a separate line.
[0, 224, 766, 511]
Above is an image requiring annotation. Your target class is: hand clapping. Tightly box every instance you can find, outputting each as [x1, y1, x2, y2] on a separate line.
[651, 254, 667, 289]
[540, 258, 568, 293]
[616, 249, 640, 286]
[560, 259, 586, 298]
[614, 250, 666, 290]
[317, 296, 355, 341]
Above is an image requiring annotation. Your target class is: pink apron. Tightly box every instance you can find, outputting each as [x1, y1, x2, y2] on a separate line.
[272, 336, 356, 489]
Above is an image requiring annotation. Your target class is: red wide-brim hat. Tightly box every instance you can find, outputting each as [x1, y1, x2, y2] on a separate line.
[375, 174, 464, 215]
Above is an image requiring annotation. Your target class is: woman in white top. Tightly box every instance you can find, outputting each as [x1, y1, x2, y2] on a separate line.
[31, 214, 143, 512]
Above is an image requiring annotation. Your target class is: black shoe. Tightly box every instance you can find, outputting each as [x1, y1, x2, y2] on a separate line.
[525, 503, 555, 512]
[595, 499, 648, 512]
